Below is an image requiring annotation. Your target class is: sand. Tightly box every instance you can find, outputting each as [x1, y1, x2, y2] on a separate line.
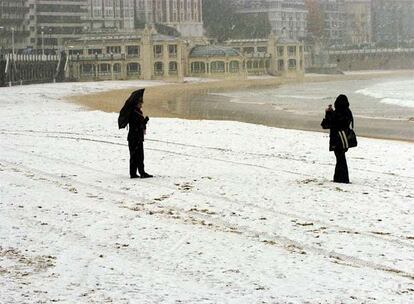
[70, 70, 414, 142]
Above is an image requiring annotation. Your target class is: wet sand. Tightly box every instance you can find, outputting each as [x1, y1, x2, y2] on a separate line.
[71, 70, 414, 142]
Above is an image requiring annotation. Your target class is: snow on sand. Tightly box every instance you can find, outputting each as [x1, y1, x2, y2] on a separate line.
[0, 81, 413, 303]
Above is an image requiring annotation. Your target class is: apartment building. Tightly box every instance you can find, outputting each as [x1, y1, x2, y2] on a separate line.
[0, 0, 30, 52]
[344, 0, 372, 46]
[135, 0, 203, 37]
[27, 0, 88, 54]
[87, 0, 135, 30]
[318, 0, 346, 46]
[87, 0, 203, 37]
[236, 0, 307, 41]
[371, 0, 414, 46]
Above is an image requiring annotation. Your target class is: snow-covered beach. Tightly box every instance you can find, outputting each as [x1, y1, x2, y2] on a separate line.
[1, 79, 414, 303]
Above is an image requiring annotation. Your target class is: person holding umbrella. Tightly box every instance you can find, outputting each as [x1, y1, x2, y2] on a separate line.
[118, 88, 153, 179]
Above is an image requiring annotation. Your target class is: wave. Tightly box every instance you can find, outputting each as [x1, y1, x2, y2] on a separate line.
[356, 79, 414, 108]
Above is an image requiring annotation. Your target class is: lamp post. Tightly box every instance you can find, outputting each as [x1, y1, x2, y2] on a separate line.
[11, 27, 15, 57]
[41, 26, 45, 56]
[0, 26, 3, 50]
[48, 28, 54, 54]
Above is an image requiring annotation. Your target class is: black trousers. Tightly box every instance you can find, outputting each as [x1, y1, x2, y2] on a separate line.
[334, 149, 349, 183]
[128, 140, 145, 177]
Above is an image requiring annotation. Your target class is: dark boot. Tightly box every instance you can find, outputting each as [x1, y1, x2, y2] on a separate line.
[140, 172, 153, 179]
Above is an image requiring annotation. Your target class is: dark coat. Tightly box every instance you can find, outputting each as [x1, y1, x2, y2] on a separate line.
[128, 109, 148, 142]
[322, 109, 353, 151]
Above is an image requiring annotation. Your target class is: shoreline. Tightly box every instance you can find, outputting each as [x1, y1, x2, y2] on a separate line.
[70, 70, 414, 143]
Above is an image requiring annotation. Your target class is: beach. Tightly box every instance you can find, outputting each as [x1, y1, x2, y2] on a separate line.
[72, 70, 414, 142]
[1, 79, 413, 303]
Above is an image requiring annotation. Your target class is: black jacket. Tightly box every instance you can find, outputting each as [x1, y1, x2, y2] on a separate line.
[322, 109, 353, 151]
[128, 109, 148, 142]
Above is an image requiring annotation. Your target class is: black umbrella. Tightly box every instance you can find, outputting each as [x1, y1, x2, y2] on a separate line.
[118, 88, 145, 129]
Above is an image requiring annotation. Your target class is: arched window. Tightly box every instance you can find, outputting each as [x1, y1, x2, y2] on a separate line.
[127, 63, 141, 76]
[169, 61, 178, 74]
[154, 62, 163, 75]
[191, 62, 205, 73]
[113, 63, 121, 73]
[229, 61, 239, 73]
[211, 61, 225, 73]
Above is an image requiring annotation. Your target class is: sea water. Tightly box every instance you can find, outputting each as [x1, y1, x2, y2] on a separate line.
[357, 79, 414, 109]
[189, 74, 414, 141]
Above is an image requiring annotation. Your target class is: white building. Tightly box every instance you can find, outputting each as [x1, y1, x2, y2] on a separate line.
[236, 0, 307, 41]
[87, 0, 135, 30]
[87, 0, 203, 37]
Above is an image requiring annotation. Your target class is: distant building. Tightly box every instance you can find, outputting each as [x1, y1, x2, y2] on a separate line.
[318, 0, 346, 46]
[187, 45, 246, 78]
[236, 0, 308, 41]
[65, 29, 304, 82]
[27, 0, 88, 54]
[135, 0, 204, 37]
[371, 0, 414, 47]
[0, 0, 30, 52]
[225, 33, 305, 76]
[87, 0, 135, 31]
[65, 27, 186, 81]
[344, 0, 372, 46]
[1, 0, 204, 54]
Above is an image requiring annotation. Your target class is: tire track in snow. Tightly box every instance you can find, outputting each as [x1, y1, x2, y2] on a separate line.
[0, 168, 237, 302]
[1, 158, 414, 282]
[2, 129, 414, 182]
[2, 144, 413, 249]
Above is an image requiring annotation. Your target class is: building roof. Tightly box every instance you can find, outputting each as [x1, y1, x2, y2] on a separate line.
[66, 30, 179, 45]
[189, 45, 241, 58]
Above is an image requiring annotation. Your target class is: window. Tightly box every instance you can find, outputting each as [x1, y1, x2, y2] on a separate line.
[69, 49, 83, 55]
[211, 61, 225, 73]
[127, 46, 140, 57]
[278, 59, 284, 71]
[106, 46, 121, 54]
[191, 62, 205, 73]
[81, 64, 95, 75]
[229, 61, 239, 73]
[288, 59, 296, 69]
[154, 62, 163, 75]
[288, 46, 296, 56]
[88, 49, 102, 55]
[169, 61, 178, 74]
[168, 45, 177, 57]
[259, 61, 264, 68]
[127, 63, 141, 76]
[100, 64, 111, 74]
[113, 63, 121, 73]
[277, 47, 284, 57]
[153, 45, 163, 58]
[243, 47, 254, 54]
